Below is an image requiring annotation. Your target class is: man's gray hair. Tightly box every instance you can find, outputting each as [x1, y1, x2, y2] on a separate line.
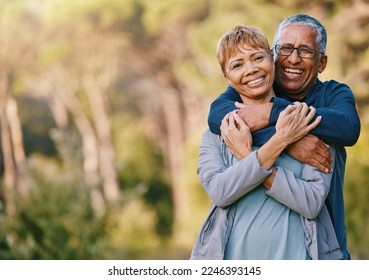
[272, 14, 327, 54]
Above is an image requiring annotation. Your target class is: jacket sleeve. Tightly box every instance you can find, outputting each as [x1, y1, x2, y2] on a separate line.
[266, 147, 336, 219]
[207, 86, 242, 136]
[270, 83, 360, 146]
[197, 129, 271, 208]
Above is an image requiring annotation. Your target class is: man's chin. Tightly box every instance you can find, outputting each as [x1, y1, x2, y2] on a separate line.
[281, 82, 301, 91]
[279, 83, 306, 97]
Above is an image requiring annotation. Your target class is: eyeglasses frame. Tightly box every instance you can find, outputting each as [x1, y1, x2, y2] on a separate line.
[274, 45, 324, 59]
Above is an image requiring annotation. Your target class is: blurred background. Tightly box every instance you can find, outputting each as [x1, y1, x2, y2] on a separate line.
[0, 0, 368, 260]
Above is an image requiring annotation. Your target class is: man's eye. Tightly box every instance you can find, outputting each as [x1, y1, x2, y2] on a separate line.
[299, 47, 314, 54]
[281, 46, 293, 51]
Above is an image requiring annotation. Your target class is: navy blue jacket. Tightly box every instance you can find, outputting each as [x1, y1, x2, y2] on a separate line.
[207, 79, 361, 259]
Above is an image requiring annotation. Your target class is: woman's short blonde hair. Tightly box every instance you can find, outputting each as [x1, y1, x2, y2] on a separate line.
[216, 25, 271, 74]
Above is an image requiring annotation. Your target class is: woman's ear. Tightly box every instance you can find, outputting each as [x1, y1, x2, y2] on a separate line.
[224, 73, 232, 87]
[270, 48, 276, 63]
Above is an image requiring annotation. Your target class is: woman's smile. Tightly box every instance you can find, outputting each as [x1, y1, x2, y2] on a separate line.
[245, 76, 265, 86]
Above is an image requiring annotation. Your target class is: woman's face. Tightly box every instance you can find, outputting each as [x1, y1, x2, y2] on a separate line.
[224, 43, 275, 104]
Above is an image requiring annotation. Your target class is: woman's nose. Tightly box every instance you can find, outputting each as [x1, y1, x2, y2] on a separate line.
[244, 62, 257, 75]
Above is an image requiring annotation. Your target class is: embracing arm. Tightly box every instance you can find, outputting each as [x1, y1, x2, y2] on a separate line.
[207, 103, 320, 208]
[197, 130, 271, 208]
[265, 147, 335, 219]
[207, 85, 241, 135]
[270, 83, 360, 146]
[210, 82, 360, 146]
[208, 86, 272, 136]
[221, 109, 334, 218]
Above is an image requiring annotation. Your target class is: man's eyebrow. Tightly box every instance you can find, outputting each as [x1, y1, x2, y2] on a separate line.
[281, 43, 314, 48]
[279, 43, 293, 46]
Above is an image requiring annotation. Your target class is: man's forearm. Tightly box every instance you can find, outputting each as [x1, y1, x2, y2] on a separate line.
[310, 107, 360, 146]
[236, 102, 273, 132]
[207, 86, 242, 135]
[270, 92, 360, 146]
[208, 100, 237, 135]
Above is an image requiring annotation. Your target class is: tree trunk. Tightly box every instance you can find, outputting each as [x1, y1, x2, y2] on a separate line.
[6, 97, 26, 196]
[82, 74, 120, 203]
[55, 86, 105, 213]
[157, 72, 189, 243]
[0, 70, 21, 213]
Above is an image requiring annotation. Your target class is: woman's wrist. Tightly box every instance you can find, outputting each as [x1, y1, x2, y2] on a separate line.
[263, 167, 277, 190]
[234, 145, 252, 160]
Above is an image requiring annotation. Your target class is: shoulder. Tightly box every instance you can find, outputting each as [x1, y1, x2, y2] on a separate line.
[200, 129, 234, 164]
[317, 80, 353, 95]
[211, 85, 241, 103]
[313, 80, 356, 104]
[201, 128, 222, 142]
[200, 129, 225, 150]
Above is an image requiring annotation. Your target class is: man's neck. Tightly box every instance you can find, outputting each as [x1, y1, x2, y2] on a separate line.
[273, 81, 320, 102]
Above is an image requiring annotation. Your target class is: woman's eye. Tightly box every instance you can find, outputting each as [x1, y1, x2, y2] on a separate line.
[254, 56, 264, 61]
[232, 63, 242, 69]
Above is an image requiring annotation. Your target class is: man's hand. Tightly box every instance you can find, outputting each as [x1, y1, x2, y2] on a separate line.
[235, 102, 273, 132]
[286, 134, 333, 173]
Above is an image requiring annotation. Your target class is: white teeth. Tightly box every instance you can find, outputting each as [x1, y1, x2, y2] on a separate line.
[248, 77, 263, 85]
[285, 68, 303, 74]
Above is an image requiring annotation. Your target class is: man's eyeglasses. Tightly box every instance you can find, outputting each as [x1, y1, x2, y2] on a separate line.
[274, 45, 324, 59]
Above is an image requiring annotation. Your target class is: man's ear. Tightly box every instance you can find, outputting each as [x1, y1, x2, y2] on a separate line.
[318, 54, 328, 73]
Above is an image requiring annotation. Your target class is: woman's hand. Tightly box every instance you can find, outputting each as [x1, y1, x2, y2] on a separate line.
[220, 110, 253, 160]
[275, 102, 321, 145]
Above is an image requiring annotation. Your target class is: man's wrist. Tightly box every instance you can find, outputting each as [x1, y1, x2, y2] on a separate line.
[246, 102, 273, 131]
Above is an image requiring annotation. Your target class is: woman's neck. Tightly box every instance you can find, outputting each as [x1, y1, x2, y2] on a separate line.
[240, 90, 275, 105]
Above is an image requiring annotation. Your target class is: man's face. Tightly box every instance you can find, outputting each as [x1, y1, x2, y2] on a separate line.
[274, 25, 327, 100]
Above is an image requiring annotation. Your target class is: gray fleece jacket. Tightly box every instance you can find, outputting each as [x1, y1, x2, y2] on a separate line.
[190, 129, 343, 260]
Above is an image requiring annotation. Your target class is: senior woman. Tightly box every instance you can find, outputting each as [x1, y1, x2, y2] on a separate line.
[190, 25, 342, 260]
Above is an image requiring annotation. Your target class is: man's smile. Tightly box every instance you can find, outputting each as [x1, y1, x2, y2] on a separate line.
[284, 68, 303, 74]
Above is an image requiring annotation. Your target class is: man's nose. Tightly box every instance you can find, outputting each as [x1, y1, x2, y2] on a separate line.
[288, 48, 301, 64]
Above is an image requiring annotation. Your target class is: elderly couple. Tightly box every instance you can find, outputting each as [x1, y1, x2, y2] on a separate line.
[191, 14, 360, 260]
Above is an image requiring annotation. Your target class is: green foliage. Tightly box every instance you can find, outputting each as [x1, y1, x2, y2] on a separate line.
[108, 198, 170, 260]
[42, 0, 135, 29]
[142, 0, 204, 35]
[114, 113, 174, 238]
[19, 96, 57, 157]
[0, 173, 112, 260]
[344, 130, 369, 259]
